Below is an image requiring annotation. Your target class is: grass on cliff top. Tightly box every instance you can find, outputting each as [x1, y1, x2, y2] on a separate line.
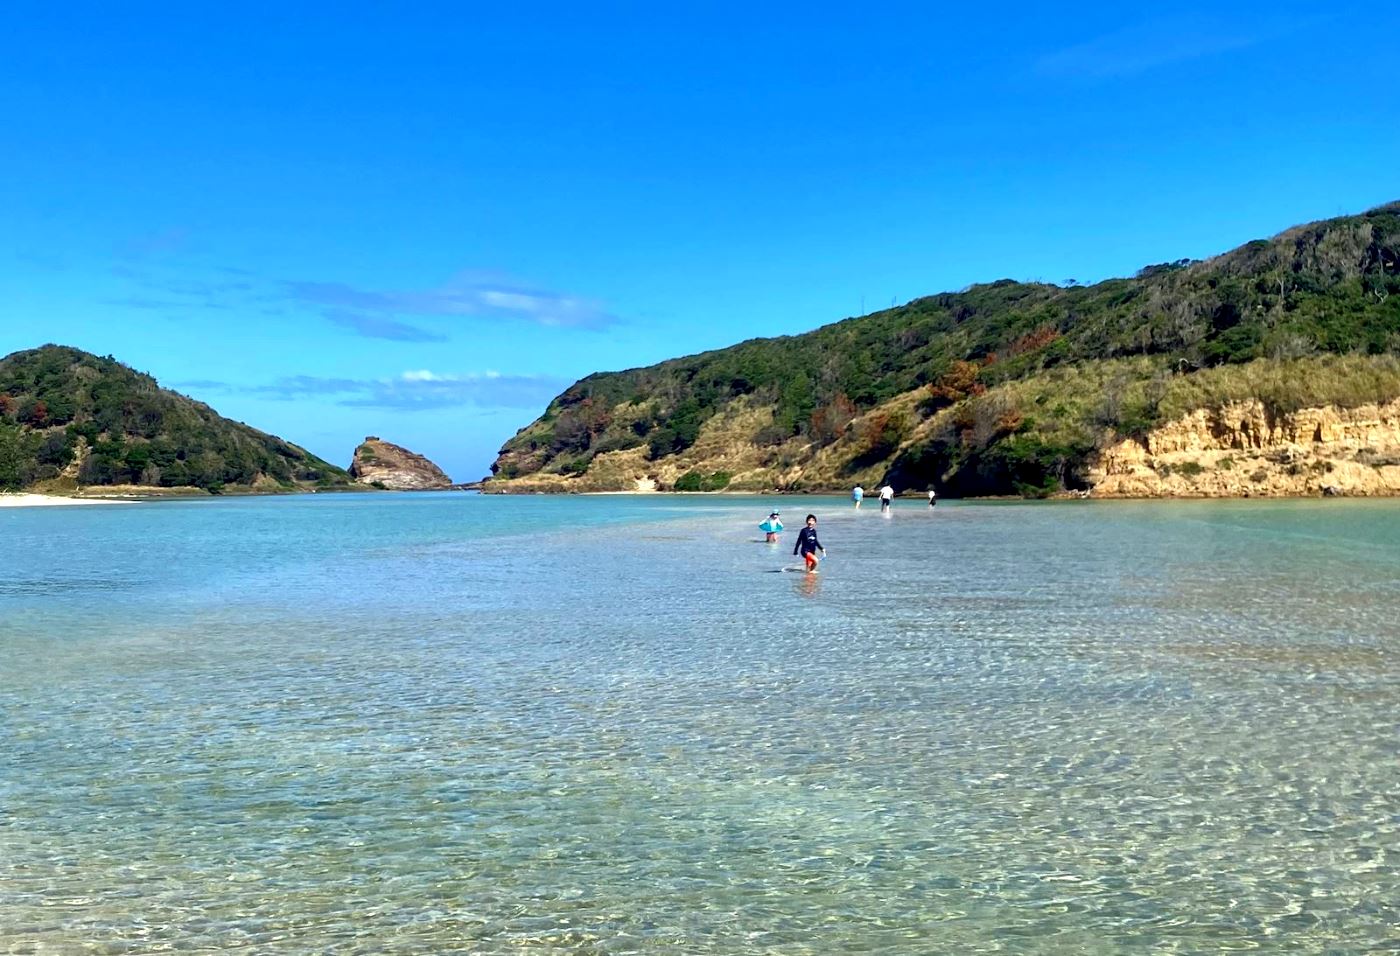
[1156, 354, 1400, 419]
[986, 353, 1400, 445]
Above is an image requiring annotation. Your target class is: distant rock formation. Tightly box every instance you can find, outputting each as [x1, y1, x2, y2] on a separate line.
[349, 437, 452, 490]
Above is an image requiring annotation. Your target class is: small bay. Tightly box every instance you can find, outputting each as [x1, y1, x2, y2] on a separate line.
[2, 493, 1398, 953]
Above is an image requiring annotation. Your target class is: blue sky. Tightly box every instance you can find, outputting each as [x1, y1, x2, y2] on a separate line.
[2, 2, 1397, 480]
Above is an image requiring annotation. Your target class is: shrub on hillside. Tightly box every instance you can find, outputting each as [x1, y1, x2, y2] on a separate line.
[673, 470, 731, 492]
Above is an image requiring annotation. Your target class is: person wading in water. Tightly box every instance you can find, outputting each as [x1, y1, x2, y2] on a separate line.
[792, 514, 827, 573]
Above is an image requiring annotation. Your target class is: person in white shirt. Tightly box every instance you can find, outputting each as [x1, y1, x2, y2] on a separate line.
[879, 484, 894, 512]
[927, 488, 937, 508]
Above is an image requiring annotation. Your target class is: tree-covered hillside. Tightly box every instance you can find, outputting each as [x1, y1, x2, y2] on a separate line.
[491, 203, 1400, 495]
[0, 345, 350, 492]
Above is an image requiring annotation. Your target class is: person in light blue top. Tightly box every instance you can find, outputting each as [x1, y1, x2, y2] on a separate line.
[759, 510, 784, 543]
[852, 485, 864, 509]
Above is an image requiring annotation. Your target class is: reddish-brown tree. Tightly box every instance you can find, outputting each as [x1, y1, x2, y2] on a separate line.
[21, 399, 48, 426]
[809, 393, 857, 444]
[927, 360, 987, 407]
[1006, 325, 1062, 358]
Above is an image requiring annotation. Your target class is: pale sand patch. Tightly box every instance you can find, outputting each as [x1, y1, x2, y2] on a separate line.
[0, 493, 135, 508]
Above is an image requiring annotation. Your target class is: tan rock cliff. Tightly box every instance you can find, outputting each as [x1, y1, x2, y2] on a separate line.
[1088, 399, 1400, 497]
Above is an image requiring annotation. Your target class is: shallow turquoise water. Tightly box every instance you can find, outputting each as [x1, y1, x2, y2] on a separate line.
[2, 493, 1398, 953]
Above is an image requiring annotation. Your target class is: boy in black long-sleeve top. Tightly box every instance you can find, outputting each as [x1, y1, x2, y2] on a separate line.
[792, 514, 826, 572]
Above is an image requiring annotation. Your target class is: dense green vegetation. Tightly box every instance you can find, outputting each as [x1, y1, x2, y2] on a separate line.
[0, 346, 351, 492]
[494, 203, 1400, 495]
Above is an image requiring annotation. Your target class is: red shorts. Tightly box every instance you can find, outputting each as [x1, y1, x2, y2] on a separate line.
[803, 551, 818, 569]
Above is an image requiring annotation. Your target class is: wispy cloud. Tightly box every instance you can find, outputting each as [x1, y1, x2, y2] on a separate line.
[1035, 16, 1267, 79]
[100, 296, 192, 311]
[287, 272, 617, 330]
[180, 369, 567, 411]
[155, 276, 257, 296]
[323, 310, 448, 343]
[13, 250, 68, 271]
[117, 226, 191, 260]
[102, 258, 615, 339]
[106, 267, 269, 310]
[172, 379, 235, 391]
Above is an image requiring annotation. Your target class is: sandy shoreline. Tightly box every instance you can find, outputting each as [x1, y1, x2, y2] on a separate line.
[0, 493, 136, 508]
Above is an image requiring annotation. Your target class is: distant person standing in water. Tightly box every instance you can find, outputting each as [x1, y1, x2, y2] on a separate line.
[852, 485, 864, 509]
[759, 510, 783, 543]
[792, 514, 826, 572]
[879, 484, 895, 513]
[928, 487, 937, 508]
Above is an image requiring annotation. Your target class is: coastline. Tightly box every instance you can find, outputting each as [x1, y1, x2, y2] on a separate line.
[493, 485, 1351, 501]
[0, 493, 137, 508]
[0, 485, 483, 508]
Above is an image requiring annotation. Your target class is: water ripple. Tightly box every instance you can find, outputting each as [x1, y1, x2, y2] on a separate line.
[2, 496, 1398, 953]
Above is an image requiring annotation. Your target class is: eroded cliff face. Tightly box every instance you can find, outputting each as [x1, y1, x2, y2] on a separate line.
[349, 437, 452, 491]
[1088, 400, 1400, 497]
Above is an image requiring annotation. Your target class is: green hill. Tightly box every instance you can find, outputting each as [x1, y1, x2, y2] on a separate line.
[489, 202, 1400, 496]
[0, 345, 350, 493]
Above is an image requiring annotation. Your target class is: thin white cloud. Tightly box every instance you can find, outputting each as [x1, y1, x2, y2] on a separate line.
[104, 260, 617, 338]
[286, 271, 617, 330]
[1036, 16, 1267, 79]
[181, 369, 568, 411]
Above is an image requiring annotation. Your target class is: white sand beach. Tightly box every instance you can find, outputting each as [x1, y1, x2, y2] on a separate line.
[0, 493, 134, 508]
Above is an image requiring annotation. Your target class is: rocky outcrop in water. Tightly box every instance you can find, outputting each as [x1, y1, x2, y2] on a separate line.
[349, 437, 452, 490]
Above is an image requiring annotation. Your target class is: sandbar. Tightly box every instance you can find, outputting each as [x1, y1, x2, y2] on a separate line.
[0, 493, 135, 508]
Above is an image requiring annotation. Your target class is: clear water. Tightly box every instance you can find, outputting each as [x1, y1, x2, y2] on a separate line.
[2, 493, 1398, 954]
